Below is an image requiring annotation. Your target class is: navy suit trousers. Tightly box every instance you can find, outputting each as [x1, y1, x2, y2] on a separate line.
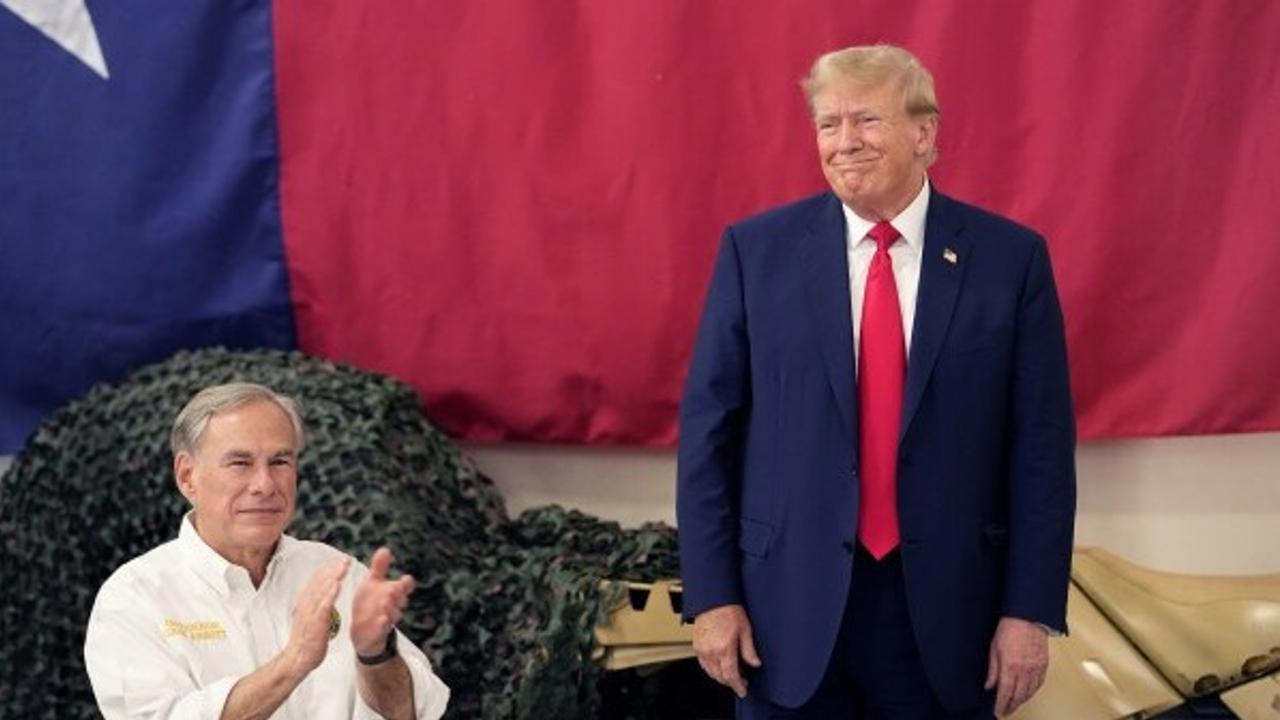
[737, 548, 996, 720]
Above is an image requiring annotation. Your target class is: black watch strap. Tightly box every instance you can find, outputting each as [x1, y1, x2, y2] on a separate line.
[356, 629, 398, 666]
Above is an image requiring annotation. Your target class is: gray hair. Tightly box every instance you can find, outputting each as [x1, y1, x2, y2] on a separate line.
[801, 44, 940, 120]
[170, 382, 306, 456]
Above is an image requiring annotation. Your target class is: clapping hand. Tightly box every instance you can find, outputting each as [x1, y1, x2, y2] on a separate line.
[350, 548, 414, 656]
[287, 557, 350, 675]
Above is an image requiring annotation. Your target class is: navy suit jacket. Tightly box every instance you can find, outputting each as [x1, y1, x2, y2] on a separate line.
[676, 188, 1076, 711]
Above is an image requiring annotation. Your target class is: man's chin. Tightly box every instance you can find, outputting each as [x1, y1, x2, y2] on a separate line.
[829, 175, 870, 197]
[235, 517, 288, 541]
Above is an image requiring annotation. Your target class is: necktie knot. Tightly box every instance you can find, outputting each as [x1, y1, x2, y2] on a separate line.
[868, 221, 900, 254]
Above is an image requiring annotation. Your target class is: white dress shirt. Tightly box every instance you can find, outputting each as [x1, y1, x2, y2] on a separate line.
[844, 179, 930, 363]
[84, 514, 449, 720]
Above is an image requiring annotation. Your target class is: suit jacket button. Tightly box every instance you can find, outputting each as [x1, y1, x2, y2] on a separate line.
[841, 540, 855, 555]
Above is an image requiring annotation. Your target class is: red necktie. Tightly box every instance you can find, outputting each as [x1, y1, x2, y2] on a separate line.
[857, 221, 905, 559]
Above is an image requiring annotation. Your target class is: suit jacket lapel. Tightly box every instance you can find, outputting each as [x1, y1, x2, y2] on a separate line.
[800, 193, 857, 441]
[902, 191, 971, 440]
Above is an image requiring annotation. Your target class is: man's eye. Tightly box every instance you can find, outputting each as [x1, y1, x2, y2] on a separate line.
[229, 460, 250, 467]
[270, 459, 292, 467]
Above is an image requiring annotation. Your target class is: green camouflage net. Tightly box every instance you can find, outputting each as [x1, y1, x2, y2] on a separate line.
[0, 348, 679, 719]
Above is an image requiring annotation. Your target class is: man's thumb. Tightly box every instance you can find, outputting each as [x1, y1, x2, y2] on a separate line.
[368, 547, 393, 580]
[740, 628, 763, 668]
[984, 646, 998, 690]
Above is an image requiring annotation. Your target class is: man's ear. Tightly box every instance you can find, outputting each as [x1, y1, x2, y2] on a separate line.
[174, 451, 197, 504]
[913, 114, 939, 158]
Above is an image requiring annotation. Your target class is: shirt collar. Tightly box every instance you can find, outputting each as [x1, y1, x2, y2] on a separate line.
[178, 511, 297, 597]
[841, 178, 930, 253]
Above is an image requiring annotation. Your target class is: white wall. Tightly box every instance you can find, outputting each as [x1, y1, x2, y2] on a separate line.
[465, 432, 1280, 576]
[6, 433, 1275, 575]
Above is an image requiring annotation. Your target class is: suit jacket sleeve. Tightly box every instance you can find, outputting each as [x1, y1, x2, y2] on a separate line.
[1003, 236, 1077, 631]
[677, 228, 750, 620]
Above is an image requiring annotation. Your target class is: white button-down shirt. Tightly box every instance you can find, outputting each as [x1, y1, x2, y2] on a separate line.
[844, 179, 930, 364]
[85, 514, 449, 719]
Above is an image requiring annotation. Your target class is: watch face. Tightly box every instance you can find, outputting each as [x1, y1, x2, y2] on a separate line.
[329, 608, 341, 640]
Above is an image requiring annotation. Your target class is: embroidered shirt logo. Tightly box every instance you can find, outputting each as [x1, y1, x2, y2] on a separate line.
[329, 608, 341, 640]
[163, 619, 227, 642]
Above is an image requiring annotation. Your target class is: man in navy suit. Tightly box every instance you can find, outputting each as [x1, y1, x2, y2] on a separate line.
[677, 45, 1076, 719]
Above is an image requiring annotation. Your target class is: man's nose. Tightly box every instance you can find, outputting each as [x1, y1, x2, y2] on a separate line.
[837, 120, 862, 151]
[248, 464, 275, 494]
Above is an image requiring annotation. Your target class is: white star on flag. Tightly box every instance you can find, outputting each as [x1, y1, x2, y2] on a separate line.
[1, 0, 109, 79]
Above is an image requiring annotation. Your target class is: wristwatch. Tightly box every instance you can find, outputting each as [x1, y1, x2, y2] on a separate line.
[356, 630, 398, 666]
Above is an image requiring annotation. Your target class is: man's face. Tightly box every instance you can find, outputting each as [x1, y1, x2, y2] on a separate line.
[813, 79, 937, 220]
[175, 399, 298, 562]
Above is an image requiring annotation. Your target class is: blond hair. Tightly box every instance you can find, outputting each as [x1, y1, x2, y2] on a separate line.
[801, 44, 940, 119]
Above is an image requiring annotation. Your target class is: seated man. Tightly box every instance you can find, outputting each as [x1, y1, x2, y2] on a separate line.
[84, 382, 449, 719]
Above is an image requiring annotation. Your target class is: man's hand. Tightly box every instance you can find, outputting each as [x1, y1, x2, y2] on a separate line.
[285, 557, 350, 676]
[220, 559, 349, 719]
[350, 548, 414, 656]
[985, 616, 1049, 716]
[692, 604, 761, 699]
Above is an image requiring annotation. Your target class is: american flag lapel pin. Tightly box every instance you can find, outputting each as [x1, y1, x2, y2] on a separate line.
[943, 248, 958, 264]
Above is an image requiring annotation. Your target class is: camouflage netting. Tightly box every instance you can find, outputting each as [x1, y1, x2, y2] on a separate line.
[0, 348, 680, 719]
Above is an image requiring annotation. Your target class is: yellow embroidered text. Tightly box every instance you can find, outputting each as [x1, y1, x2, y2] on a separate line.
[163, 619, 227, 642]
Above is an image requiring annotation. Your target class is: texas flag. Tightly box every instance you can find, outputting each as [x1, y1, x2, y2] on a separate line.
[3, 1, 1279, 454]
[1, 1, 295, 454]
